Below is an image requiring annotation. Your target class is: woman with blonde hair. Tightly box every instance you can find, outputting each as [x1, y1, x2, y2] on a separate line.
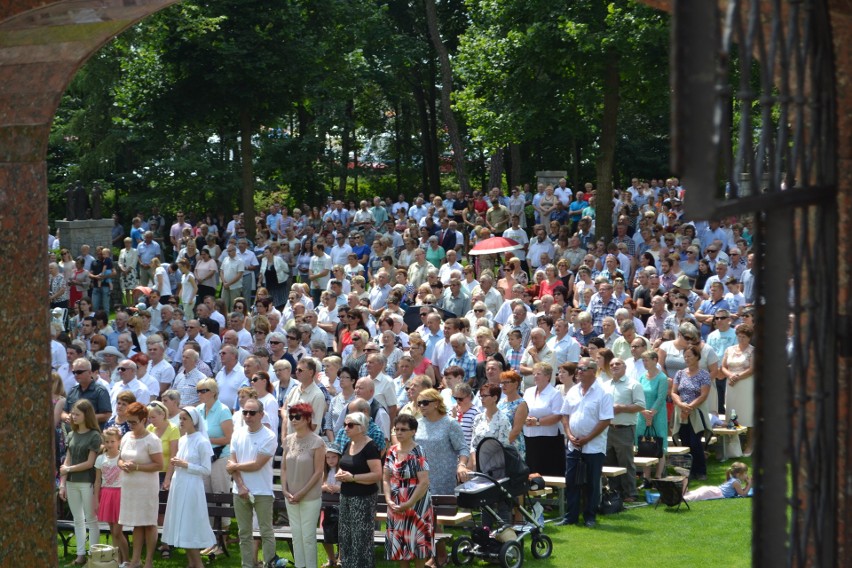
[407, 334, 438, 387]
[146, 401, 178, 490]
[150, 257, 173, 304]
[342, 328, 370, 371]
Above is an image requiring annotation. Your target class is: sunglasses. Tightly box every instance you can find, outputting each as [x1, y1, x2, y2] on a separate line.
[287, 336, 298, 340]
[416, 400, 433, 407]
[196, 388, 211, 394]
[343, 422, 358, 429]
[72, 370, 87, 375]
[125, 420, 140, 426]
[577, 366, 596, 371]
[241, 409, 260, 416]
[117, 367, 128, 372]
[269, 340, 283, 345]
[453, 397, 467, 402]
[674, 303, 686, 307]
[250, 377, 264, 383]
[715, 316, 729, 320]
[288, 414, 303, 421]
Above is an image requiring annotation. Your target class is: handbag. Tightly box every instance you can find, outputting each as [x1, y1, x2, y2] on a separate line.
[637, 425, 663, 458]
[87, 544, 118, 568]
[598, 486, 625, 515]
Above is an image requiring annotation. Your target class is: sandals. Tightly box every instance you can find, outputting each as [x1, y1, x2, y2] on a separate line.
[321, 561, 339, 568]
[160, 547, 171, 559]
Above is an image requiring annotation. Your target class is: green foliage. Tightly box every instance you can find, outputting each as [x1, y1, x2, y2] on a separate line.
[48, 0, 673, 229]
[455, 0, 670, 185]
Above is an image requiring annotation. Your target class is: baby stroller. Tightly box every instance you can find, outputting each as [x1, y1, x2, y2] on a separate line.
[452, 438, 553, 567]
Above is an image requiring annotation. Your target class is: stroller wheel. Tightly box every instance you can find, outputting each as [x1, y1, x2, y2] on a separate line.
[451, 536, 475, 565]
[530, 534, 553, 559]
[498, 540, 523, 568]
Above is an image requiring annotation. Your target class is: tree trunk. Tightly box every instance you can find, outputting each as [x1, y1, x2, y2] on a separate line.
[412, 76, 440, 196]
[239, 110, 256, 237]
[571, 137, 580, 190]
[338, 98, 354, 196]
[393, 100, 402, 195]
[488, 147, 504, 191]
[423, 0, 470, 195]
[509, 143, 521, 189]
[595, 51, 620, 245]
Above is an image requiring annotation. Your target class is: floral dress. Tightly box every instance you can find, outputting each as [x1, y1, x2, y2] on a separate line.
[498, 398, 526, 460]
[384, 444, 434, 561]
[469, 409, 512, 454]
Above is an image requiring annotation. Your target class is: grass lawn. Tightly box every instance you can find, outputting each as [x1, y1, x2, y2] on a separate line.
[58, 456, 753, 567]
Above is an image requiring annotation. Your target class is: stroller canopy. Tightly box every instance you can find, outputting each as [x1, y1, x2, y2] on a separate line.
[475, 437, 530, 497]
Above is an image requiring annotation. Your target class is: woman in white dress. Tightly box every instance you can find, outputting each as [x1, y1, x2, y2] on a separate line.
[721, 323, 755, 454]
[162, 407, 216, 568]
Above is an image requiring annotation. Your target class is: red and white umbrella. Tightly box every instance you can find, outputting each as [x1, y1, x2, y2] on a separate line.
[468, 236, 524, 256]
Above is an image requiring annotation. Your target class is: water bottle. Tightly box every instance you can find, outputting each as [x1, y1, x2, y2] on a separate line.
[728, 409, 737, 429]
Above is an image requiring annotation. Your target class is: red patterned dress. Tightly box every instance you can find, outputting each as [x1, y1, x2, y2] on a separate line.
[384, 444, 435, 561]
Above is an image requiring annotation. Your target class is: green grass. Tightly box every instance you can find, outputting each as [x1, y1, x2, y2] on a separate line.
[58, 457, 753, 567]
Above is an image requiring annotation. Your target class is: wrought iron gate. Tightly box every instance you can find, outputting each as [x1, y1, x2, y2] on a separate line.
[671, 0, 837, 565]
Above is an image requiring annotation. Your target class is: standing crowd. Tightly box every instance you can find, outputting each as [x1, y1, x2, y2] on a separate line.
[51, 176, 757, 566]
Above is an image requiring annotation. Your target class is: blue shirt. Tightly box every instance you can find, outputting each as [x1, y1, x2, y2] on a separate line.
[137, 240, 162, 265]
[197, 400, 233, 458]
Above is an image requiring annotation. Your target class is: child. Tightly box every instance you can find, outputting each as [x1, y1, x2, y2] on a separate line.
[321, 444, 342, 568]
[724, 277, 746, 322]
[94, 427, 130, 563]
[683, 461, 752, 502]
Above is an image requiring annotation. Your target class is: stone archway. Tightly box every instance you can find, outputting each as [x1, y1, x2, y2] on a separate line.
[0, 2, 179, 565]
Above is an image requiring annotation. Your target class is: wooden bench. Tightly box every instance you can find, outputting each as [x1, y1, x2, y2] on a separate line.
[57, 490, 233, 558]
[667, 446, 690, 456]
[540, 467, 626, 519]
[633, 456, 659, 469]
[256, 493, 464, 547]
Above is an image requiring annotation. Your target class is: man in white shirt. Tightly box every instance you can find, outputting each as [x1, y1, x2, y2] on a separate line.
[226, 398, 278, 567]
[330, 233, 353, 266]
[178, 319, 214, 367]
[548, 318, 582, 369]
[438, 249, 464, 284]
[527, 225, 556, 270]
[407, 197, 428, 224]
[308, 243, 333, 305]
[502, 215, 529, 264]
[215, 345, 245, 410]
[146, 335, 175, 396]
[364, 354, 399, 423]
[391, 194, 409, 218]
[558, 357, 614, 528]
[111, 360, 151, 412]
[236, 238, 260, 298]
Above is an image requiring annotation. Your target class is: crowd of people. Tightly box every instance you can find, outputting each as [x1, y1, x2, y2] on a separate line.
[50, 176, 757, 567]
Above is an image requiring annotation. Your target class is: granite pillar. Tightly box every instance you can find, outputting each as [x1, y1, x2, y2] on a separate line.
[0, 1, 180, 565]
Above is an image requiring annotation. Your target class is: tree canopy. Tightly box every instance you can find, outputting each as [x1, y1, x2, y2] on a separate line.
[48, 0, 670, 227]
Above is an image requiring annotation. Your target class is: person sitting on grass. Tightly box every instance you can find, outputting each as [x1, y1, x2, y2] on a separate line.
[683, 461, 752, 501]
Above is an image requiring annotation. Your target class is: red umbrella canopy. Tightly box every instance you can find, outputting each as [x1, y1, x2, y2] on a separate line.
[468, 236, 524, 256]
